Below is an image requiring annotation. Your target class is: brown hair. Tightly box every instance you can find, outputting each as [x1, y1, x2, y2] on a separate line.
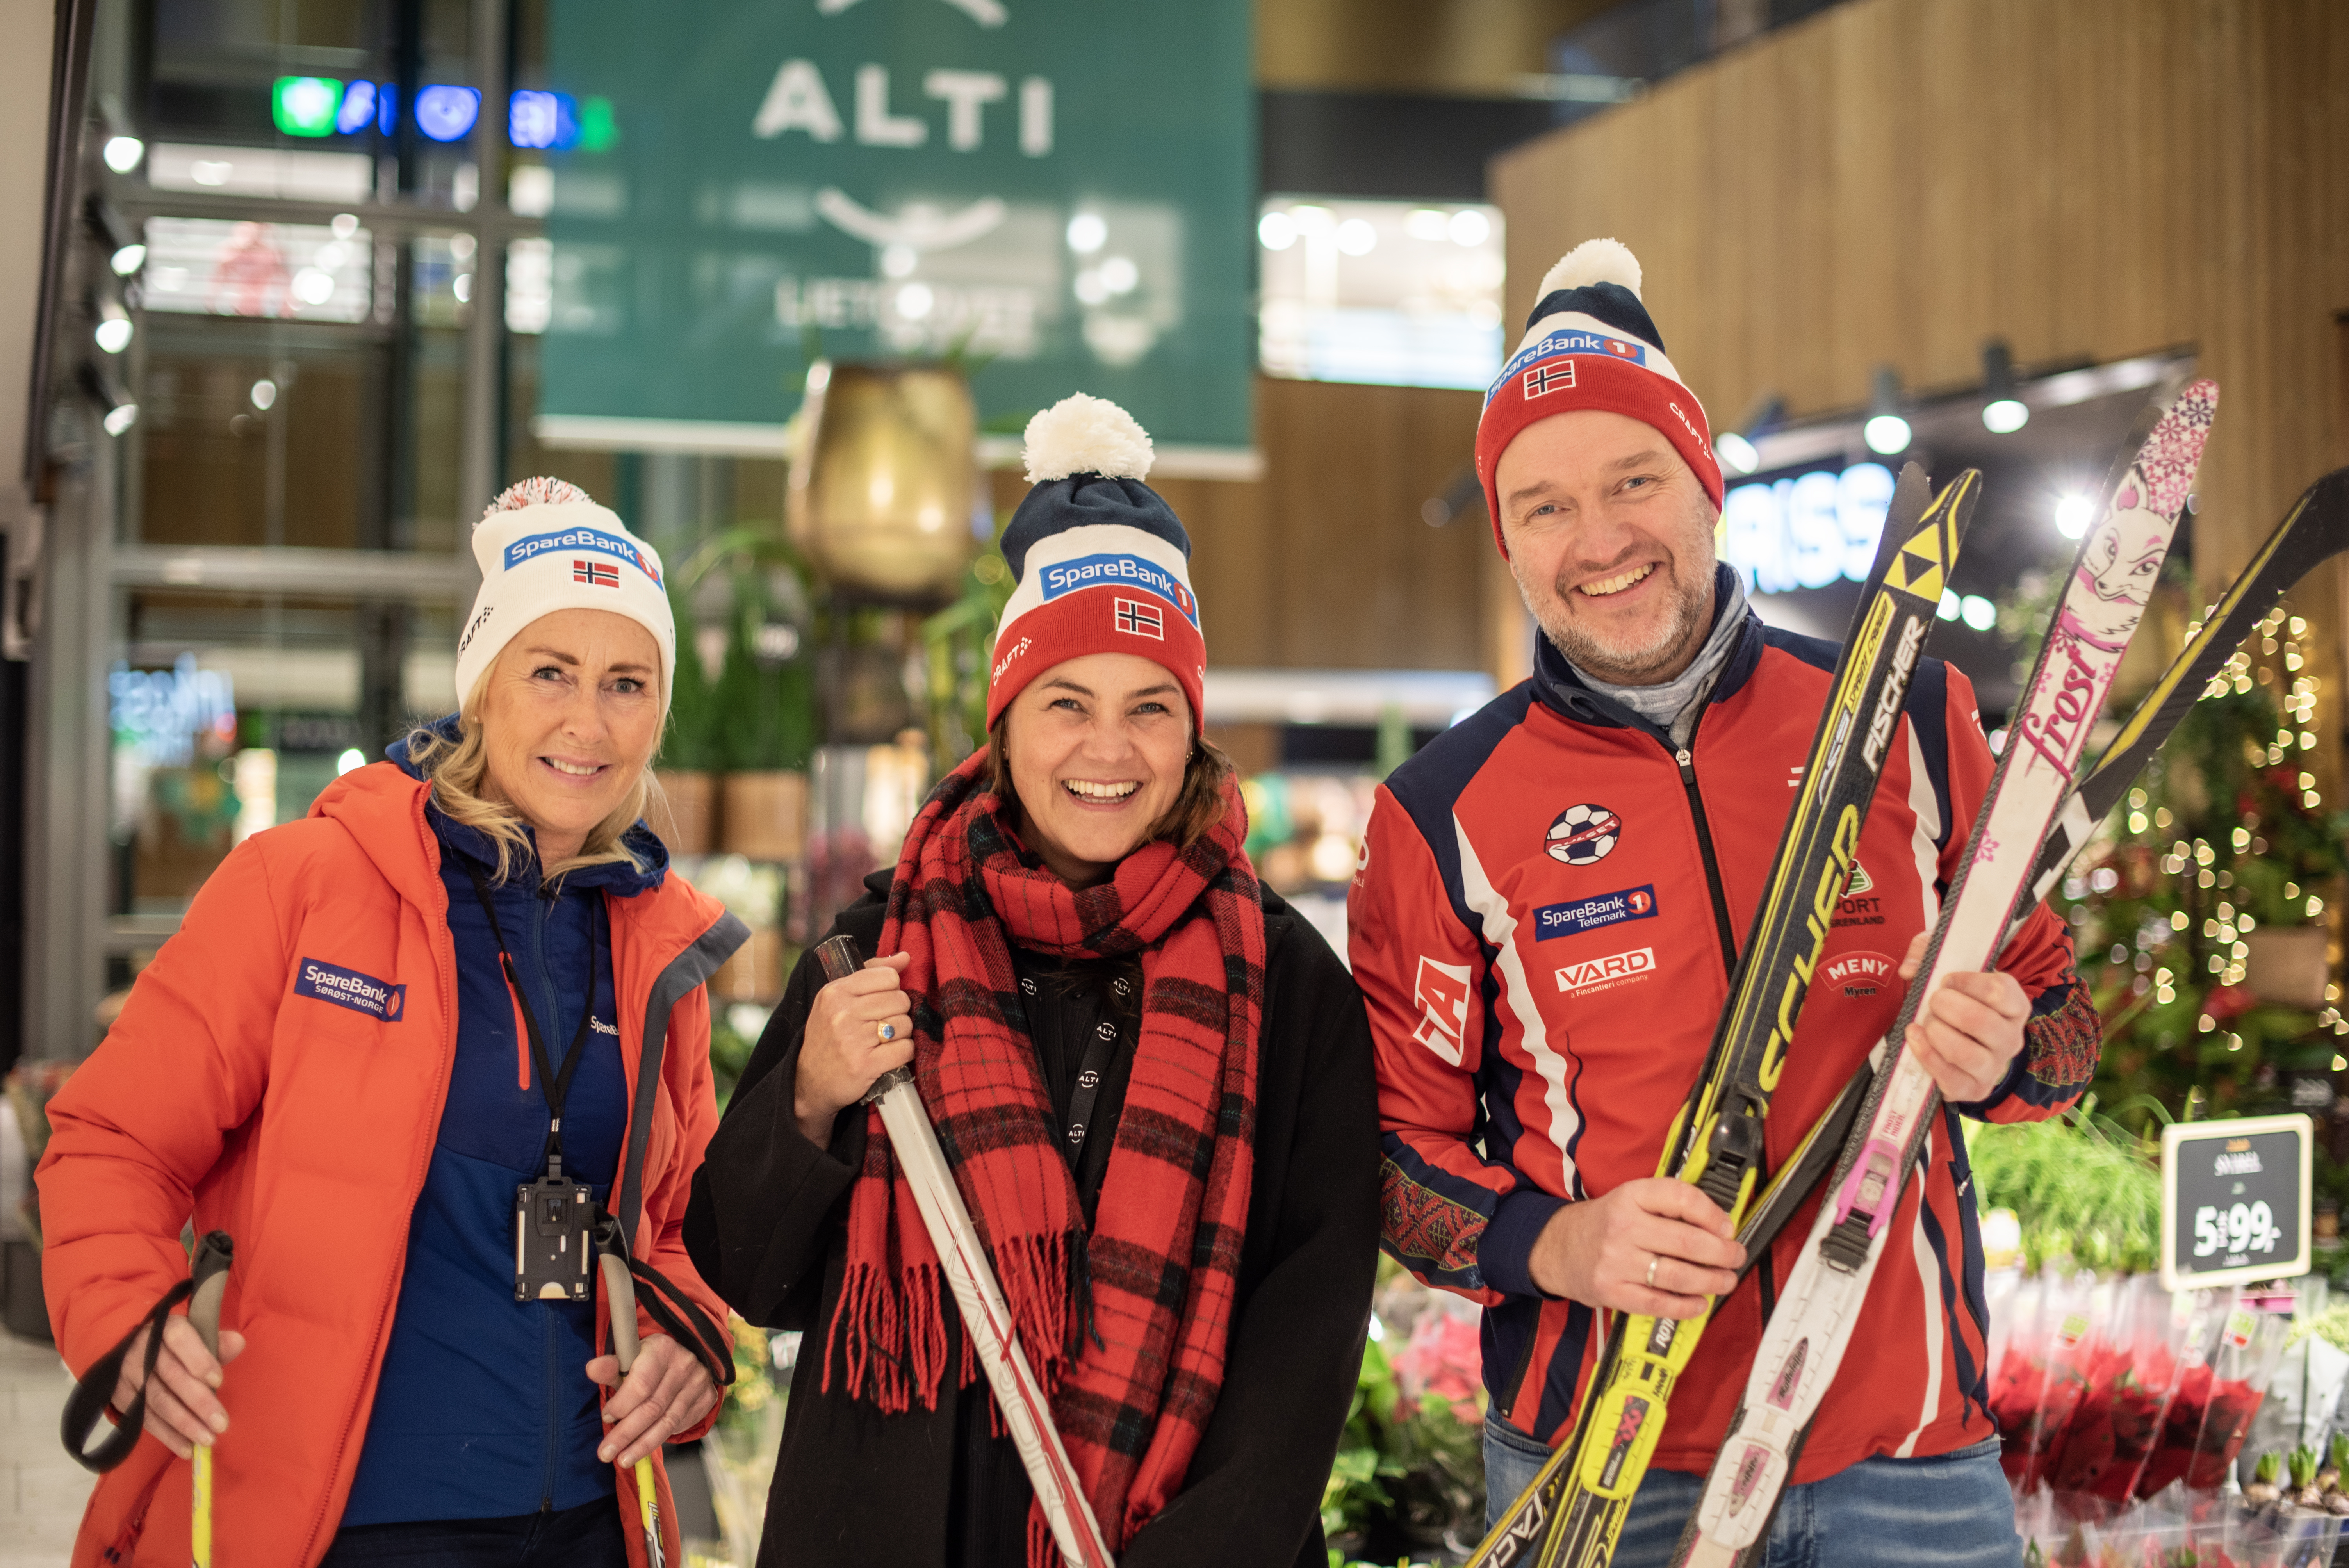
[986, 711, 1235, 854]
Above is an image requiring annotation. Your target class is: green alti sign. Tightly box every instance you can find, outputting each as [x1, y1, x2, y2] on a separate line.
[538, 0, 1255, 458]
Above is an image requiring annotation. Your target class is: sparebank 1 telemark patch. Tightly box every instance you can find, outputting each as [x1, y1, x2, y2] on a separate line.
[1533, 884, 1658, 941]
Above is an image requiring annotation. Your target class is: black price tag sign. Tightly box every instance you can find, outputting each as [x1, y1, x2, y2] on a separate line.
[2160, 1113, 2312, 1292]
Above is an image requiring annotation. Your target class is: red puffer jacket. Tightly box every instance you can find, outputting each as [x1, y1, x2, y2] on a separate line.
[37, 761, 744, 1568]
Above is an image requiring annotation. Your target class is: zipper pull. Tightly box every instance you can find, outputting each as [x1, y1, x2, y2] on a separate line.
[1675, 747, 1697, 781]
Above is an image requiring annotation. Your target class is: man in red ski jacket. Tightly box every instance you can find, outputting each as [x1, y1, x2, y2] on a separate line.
[1352, 240, 2098, 1567]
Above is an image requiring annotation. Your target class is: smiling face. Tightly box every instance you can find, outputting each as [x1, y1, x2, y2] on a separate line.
[999, 652, 1193, 886]
[472, 608, 664, 866]
[1495, 407, 1721, 686]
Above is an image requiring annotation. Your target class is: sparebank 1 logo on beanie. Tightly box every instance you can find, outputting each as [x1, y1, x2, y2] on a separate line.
[455, 477, 678, 714]
[1472, 237, 1724, 556]
[987, 394, 1206, 732]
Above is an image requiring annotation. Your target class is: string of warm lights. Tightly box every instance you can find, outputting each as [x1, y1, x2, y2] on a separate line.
[2158, 604, 2344, 1059]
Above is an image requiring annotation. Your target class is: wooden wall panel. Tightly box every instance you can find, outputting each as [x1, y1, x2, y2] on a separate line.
[991, 374, 1493, 674]
[1492, 0, 2349, 785]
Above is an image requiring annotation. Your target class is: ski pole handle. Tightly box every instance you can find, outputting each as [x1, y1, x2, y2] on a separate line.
[598, 1246, 667, 1568]
[187, 1232, 234, 1360]
[186, 1231, 232, 1568]
[812, 935, 916, 1105]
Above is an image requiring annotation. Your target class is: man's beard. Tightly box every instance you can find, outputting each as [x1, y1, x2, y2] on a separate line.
[1517, 552, 1713, 686]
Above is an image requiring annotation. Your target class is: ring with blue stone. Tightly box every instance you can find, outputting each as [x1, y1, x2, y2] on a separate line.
[879, 1021, 896, 1042]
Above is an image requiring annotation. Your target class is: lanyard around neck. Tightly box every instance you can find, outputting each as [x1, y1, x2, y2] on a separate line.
[459, 858, 601, 1182]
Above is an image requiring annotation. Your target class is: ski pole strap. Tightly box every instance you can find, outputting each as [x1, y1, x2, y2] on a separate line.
[60, 1230, 235, 1474]
[591, 1214, 734, 1390]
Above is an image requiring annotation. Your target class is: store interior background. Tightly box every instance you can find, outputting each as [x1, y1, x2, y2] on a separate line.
[0, 0, 2345, 1559]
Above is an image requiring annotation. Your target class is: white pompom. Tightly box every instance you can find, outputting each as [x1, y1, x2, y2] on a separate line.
[1536, 237, 1643, 302]
[1023, 393, 1154, 483]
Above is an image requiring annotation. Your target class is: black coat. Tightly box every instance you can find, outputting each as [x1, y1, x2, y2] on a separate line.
[684, 871, 1380, 1568]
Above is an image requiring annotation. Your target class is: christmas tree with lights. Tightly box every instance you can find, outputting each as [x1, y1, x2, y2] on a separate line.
[2048, 604, 2346, 1127]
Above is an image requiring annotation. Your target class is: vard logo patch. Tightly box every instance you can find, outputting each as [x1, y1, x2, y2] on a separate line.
[1534, 884, 1657, 941]
[294, 957, 406, 1021]
[1555, 947, 1656, 995]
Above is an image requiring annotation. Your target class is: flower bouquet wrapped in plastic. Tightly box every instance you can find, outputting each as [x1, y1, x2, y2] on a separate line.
[2184, 1310, 2289, 1491]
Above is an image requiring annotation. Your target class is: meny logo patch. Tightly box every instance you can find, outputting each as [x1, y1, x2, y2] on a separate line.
[294, 957, 406, 1021]
[1555, 947, 1656, 995]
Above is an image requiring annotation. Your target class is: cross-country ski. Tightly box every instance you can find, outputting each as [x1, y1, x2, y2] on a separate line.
[1463, 463, 1981, 1568]
[1671, 378, 2221, 1568]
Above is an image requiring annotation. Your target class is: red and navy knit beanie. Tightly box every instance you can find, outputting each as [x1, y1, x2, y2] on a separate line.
[987, 394, 1205, 732]
[1473, 237, 1723, 556]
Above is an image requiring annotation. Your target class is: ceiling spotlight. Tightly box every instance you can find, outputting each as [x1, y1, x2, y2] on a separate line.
[82, 362, 136, 434]
[2054, 494, 2096, 540]
[1718, 391, 1784, 476]
[1980, 339, 2028, 433]
[110, 243, 146, 276]
[93, 296, 132, 354]
[1862, 366, 1911, 455]
[102, 135, 145, 173]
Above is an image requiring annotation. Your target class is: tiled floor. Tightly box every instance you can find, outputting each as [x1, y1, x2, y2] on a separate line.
[0, 1328, 89, 1568]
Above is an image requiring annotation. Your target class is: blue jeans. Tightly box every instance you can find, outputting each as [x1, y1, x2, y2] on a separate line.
[1483, 1418, 2021, 1568]
[317, 1497, 627, 1567]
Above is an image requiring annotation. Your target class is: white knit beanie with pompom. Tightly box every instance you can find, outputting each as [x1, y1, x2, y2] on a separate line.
[453, 478, 677, 715]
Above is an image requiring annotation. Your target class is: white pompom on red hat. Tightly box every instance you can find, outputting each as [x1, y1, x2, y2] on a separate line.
[453, 478, 676, 715]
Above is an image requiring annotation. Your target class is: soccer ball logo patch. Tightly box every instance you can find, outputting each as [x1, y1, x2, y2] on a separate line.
[1545, 803, 1621, 865]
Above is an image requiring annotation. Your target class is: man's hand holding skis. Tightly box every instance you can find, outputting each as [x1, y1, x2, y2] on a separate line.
[1893, 930, 2032, 1105]
[1527, 1182, 1745, 1320]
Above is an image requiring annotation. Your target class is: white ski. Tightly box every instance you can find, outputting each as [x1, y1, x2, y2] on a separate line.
[1671, 378, 2219, 1568]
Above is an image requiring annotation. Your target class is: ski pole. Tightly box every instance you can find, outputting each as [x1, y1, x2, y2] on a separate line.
[814, 934, 1116, 1568]
[187, 1231, 235, 1568]
[596, 1248, 667, 1568]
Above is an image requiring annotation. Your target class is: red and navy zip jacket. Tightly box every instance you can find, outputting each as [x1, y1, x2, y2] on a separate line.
[1351, 586, 2100, 1482]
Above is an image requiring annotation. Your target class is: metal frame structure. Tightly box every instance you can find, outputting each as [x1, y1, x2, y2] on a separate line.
[18, 0, 526, 1061]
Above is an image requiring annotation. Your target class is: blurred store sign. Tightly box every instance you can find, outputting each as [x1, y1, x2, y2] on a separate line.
[531, 0, 1253, 461]
[1203, 668, 1494, 729]
[140, 216, 374, 323]
[1720, 461, 1896, 595]
[1258, 196, 1505, 392]
[147, 142, 374, 204]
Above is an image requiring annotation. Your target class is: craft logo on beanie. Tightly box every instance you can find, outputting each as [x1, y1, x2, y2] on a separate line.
[454, 477, 678, 714]
[987, 394, 1206, 732]
[1473, 237, 1723, 556]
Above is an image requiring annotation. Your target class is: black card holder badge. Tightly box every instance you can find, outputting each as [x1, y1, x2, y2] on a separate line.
[516, 1173, 595, 1301]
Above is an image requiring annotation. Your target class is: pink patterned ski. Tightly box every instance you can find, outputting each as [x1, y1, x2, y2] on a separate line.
[1670, 378, 2219, 1568]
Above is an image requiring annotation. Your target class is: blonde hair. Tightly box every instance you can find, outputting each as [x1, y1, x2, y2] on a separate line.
[404, 711, 666, 884]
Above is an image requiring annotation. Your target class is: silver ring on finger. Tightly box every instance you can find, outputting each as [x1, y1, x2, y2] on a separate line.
[1645, 1254, 1660, 1290]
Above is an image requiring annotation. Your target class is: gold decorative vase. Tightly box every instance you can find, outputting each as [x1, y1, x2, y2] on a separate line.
[787, 360, 977, 599]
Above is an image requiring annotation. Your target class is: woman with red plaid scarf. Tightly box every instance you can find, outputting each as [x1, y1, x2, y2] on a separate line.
[685, 395, 1381, 1568]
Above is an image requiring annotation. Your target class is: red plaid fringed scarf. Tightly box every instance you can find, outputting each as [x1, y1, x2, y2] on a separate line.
[823, 748, 1266, 1563]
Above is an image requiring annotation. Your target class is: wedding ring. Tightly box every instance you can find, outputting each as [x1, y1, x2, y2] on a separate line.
[1645, 1255, 1660, 1290]
[879, 1021, 895, 1042]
